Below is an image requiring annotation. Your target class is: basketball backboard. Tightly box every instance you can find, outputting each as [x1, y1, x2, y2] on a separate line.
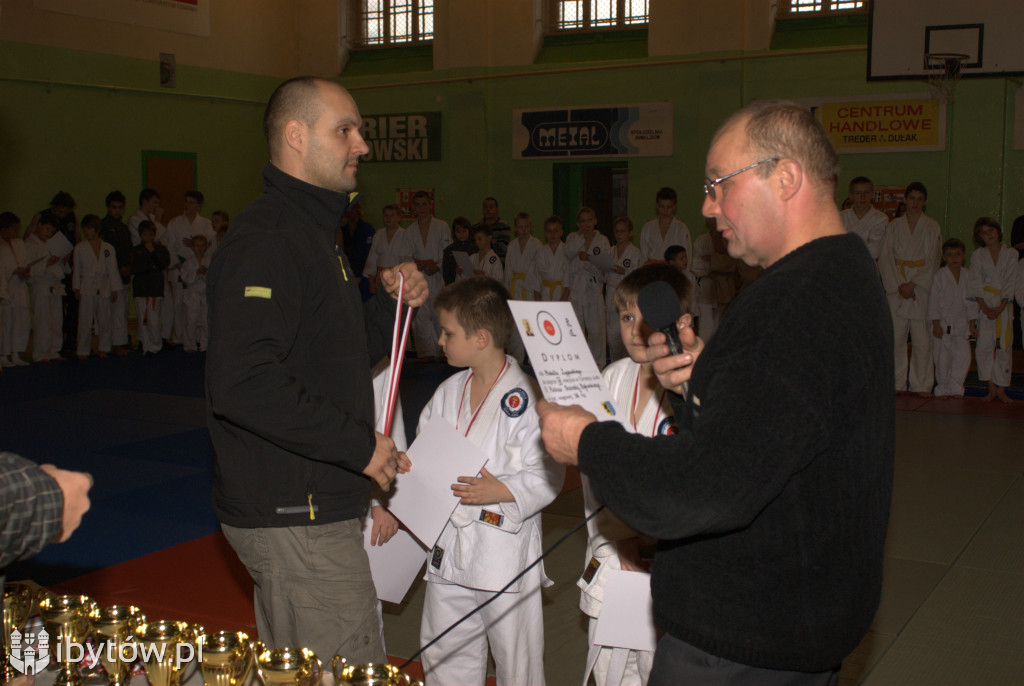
[868, 0, 1024, 81]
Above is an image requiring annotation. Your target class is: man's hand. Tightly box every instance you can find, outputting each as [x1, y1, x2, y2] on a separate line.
[537, 400, 597, 466]
[451, 467, 513, 505]
[380, 262, 429, 308]
[38, 465, 92, 543]
[369, 505, 399, 546]
[363, 432, 402, 492]
[644, 318, 703, 394]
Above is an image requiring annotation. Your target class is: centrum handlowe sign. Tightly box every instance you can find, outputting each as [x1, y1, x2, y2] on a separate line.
[359, 112, 442, 162]
[794, 94, 945, 154]
[513, 103, 672, 159]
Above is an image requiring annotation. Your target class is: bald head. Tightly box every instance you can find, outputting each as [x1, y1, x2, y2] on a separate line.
[264, 76, 332, 159]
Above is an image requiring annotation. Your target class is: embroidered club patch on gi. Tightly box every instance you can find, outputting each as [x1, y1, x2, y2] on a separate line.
[431, 546, 444, 569]
[502, 388, 528, 417]
[601, 401, 616, 416]
[623, 258, 631, 268]
[489, 255, 497, 264]
[592, 247, 601, 255]
[657, 416, 678, 435]
[479, 509, 504, 527]
[581, 556, 600, 584]
[244, 286, 272, 299]
[536, 310, 561, 345]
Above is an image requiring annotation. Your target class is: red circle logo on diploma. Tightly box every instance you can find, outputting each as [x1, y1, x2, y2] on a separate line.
[537, 311, 562, 345]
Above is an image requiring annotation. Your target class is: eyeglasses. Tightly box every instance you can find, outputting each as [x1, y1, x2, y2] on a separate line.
[703, 158, 779, 201]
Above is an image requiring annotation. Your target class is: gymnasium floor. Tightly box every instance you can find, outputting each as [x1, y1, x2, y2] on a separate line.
[1, 347, 1021, 685]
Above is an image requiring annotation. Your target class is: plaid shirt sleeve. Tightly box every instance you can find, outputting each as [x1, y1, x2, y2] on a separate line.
[0, 452, 64, 569]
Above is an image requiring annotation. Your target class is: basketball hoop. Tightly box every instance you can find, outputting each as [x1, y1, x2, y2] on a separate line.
[925, 52, 968, 104]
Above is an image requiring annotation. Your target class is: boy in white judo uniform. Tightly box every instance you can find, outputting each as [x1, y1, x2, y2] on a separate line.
[471, 226, 504, 283]
[417, 276, 564, 686]
[364, 204, 415, 293]
[408, 191, 451, 360]
[534, 216, 570, 303]
[0, 212, 32, 366]
[72, 215, 122, 359]
[879, 182, 942, 395]
[638, 187, 691, 266]
[603, 217, 641, 363]
[565, 207, 611, 369]
[967, 217, 1018, 403]
[928, 238, 978, 398]
[26, 213, 68, 362]
[581, 264, 692, 686]
[180, 233, 213, 352]
[839, 176, 888, 262]
[504, 212, 542, 302]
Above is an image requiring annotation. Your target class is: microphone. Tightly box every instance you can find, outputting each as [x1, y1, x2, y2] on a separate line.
[637, 281, 684, 356]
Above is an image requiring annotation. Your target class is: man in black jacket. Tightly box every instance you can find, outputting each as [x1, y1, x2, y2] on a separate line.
[539, 102, 894, 685]
[206, 76, 426, 666]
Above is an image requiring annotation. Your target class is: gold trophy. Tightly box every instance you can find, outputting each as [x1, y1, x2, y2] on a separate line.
[330, 656, 423, 686]
[3, 583, 36, 681]
[131, 619, 203, 686]
[254, 645, 320, 686]
[198, 631, 253, 686]
[89, 605, 144, 686]
[38, 593, 97, 686]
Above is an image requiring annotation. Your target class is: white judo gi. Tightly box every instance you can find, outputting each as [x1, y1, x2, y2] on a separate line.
[0, 237, 31, 363]
[638, 218, 691, 266]
[690, 232, 738, 342]
[417, 357, 564, 686]
[72, 240, 121, 356]
[603, 243, 641, 363]
[535, 242, 570, 302]
[161, 214, 209, 343]
[927, 266, 978, 397]
[967, 244, 1018, 388]
[26, 235, 67, 361]
[472, 248, 504, 283]
[408, 217, 451, 359]
[580, 358, 679, 686]
[879, 215, 942, 392]
[840, 206, 889, 262]
[180, 251, 212, 352]
[504, 236, 542, 302]
[364, 227, 415, 284]
[566, 231, 611, 369]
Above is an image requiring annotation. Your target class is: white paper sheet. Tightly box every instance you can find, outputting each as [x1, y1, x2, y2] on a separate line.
[588, 248, 615, 274]
[592, 568, 657, 652]
[45, 231, 73, 259]
[507, 301, 625, 426]
[386, 417, 490, 548]
[362, 521, 427, 604]
[453, 250, 475, 277]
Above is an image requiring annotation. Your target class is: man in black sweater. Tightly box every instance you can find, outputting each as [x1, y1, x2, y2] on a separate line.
[539, 101, 894, 685]
[206, 77, 426, 666]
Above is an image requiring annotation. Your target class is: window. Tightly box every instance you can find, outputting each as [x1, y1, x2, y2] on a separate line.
[780, 0, 868, 15]
[550, 0, 649, 32]
[351, 0, 434, 48]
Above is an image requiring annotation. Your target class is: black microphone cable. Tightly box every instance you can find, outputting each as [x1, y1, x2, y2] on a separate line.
[398, 504, 606, 671]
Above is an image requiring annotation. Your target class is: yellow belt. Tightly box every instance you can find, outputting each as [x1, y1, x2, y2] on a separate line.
[894, 258, 926, 296]
[510, 271, 527, 298]
[541, 279, 562, 297]
[983, 285, 1013, 349]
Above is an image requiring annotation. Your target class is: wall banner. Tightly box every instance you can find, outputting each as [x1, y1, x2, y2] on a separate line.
[794, 94, 945, 154]
[34, 0, 210, 37]
[359, 112, 442, 163]
[513, 103, 673, 159]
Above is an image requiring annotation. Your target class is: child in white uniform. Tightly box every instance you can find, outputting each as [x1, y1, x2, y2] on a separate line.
[407, 191, 451, 360]
[0, 213, 31, 366]
[26, 215, 68, 362]
[638, 187, 691, 265]
[565, 207, 611, 369]
[504, 212, 542, 301]
[581, 264, 693, 686]
[603, 217, 641, 363]
[535, 216, 570, 303]
[928, 239, 978, 398]
[364, 204, 414, 293]
[471, 226, 504, 282]
[967, 217, 1018, 403]
[72, 215, 121, 359]
[418, 277, 564, 686]
[180, 233, 213, 352]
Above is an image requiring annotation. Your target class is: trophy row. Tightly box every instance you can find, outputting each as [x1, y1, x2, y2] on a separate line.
[2, 584, 420, 686]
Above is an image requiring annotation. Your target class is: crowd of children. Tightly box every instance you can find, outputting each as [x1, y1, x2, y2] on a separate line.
[0, 189, 229, 368]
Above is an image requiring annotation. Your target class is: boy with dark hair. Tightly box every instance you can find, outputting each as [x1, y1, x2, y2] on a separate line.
[840, 176, 888, 261]
[72, 214, 121, 359]
[471, 225, 503, 282]
[441, 216, 476, 284]
[0, 212, 31, 366]
[26, 212, 67, 362]
[131, 221, 170, 355]
[640, 186, 691, 266]
[928, 238, 977, 397]
[101, 191, 133, 355]
[418, 276, 563, 686]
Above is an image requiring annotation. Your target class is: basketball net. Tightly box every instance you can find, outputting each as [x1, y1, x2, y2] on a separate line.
[926, 53, 967, 105]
